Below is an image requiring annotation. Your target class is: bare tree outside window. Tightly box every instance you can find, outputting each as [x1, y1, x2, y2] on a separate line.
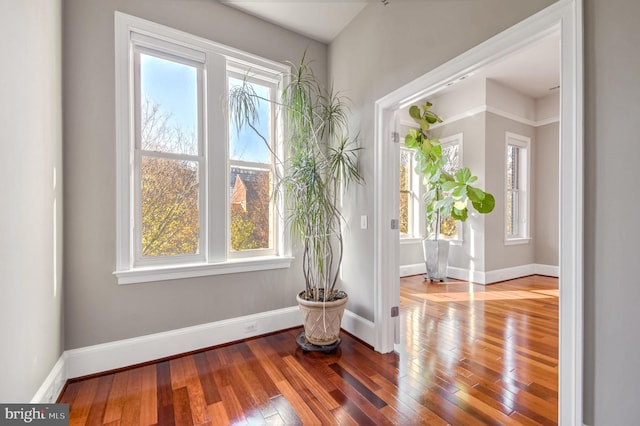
[140, 98, 200, 257]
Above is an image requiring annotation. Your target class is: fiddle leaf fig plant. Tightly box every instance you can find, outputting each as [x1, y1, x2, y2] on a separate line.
[404, 101, 495, 239]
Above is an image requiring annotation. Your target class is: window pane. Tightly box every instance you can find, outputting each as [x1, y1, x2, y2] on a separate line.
[442, 143, 460, 175]
[439, 140, 461, 240]
[230, 166, 272, 251]
[228, 77, 272, 164]
[506, 143, 525, 238]
[140, 53, 198, 155]
[399, 150, 411, 235]
[439, 216, 459, 240]
[141, 156, 199, 257]
[506, 189, 520, 237]
[506, 145, 519, 190]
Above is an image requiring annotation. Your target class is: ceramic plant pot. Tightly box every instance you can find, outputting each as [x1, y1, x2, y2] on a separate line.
[296, 292, 348, 346]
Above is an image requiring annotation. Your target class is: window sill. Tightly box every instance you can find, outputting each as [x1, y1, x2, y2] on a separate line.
[400, 237, 423, 245]
[504, 238, 531, 246]
[114, 255, 294, 285]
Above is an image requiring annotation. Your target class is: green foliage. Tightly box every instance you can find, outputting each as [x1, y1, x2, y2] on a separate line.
[229, 53, 364, 301]
[230, 213, 258, 251]
[140, 99, 200, 257]
[404, 101, 495, 239]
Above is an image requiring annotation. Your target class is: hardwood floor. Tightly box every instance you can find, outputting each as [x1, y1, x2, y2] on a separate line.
[59, 275, 558, 425]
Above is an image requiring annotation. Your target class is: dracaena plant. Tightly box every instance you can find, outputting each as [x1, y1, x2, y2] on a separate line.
[404, 101, 495, 239]
[229, 54, 363, 302]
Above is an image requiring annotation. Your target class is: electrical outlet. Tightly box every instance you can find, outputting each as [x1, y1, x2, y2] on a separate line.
[244, 321, 258, 334]
[360, 215, 368, 229]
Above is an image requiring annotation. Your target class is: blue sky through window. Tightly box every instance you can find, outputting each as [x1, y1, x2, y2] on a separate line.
[140, 53, 197, 147]
[140, 54, 271, 164]
[229, 77, 271, 164]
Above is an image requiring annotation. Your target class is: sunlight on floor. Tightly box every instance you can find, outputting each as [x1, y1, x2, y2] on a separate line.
[410, 289, 558, 302]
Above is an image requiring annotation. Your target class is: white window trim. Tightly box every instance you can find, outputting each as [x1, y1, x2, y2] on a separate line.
[226, 69, 283, 260]
[114, 12, 292, 284]
[504, 131, 531, 244]
[399, 146, 422, 240]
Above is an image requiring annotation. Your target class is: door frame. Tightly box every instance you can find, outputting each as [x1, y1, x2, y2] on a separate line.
[372, 0, 583, 424]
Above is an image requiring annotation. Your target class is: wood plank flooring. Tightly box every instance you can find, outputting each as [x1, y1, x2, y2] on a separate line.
[59, 275, 558, 425]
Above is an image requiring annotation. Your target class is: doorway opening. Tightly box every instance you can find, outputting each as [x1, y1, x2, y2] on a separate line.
[372, 1, 583, 424]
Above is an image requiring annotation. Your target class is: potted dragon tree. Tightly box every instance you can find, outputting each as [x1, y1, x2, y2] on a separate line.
[404, 101, 495, 281]
[229, 54, 363, 348]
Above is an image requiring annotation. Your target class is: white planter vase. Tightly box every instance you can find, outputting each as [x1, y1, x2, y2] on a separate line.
[296, 292, 348, 346]
[422, 239, 450, 281]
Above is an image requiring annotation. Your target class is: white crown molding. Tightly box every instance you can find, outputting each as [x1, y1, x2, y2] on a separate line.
[401, 105, 559, 131]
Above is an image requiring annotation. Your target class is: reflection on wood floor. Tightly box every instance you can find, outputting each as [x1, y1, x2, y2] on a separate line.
[59, 275, 558, 425]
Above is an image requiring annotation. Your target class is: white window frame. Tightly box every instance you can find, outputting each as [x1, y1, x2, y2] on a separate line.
[399, 146, 422, 242]
[438, 133, 463, 243]
[504, 132, 531, 244]
[114, 12, 292, 284]
[226, 67, 282, 259]
[132, 42, 206, 268]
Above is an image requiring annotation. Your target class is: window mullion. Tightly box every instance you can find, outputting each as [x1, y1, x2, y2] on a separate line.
[206, 52, 228, 263]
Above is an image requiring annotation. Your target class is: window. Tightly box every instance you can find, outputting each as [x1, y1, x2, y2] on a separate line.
[114, 13, 292, 284]
[505, 132, 530, 243]
[136, 50, 204, 263]
[438, 134, 463, 241]
[228, 75, 276, 256]
[400, 133, 463, 242]
[399, 147, 421, 239]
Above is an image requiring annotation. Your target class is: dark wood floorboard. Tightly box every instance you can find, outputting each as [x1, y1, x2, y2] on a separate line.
[59, 275, 558, 425]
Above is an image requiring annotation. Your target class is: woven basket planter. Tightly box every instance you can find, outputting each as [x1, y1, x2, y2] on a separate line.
[296, 292, 348, 346]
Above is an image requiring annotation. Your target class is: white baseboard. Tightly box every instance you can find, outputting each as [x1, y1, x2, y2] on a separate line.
[484, 264, 536, 284]
[401, 262, 559, 284]
[65, 306, 302, 380]
[342, 310, 375, 347]
[447, 266, 488, 283]
[31, 354, 67, 403]
[34, 304, 379, 401]
[399, 262, 425, 277]
[533, 263, 559, 277]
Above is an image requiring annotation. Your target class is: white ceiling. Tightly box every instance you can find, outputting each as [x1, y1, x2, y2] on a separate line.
[220, 1, 559, 99]
[219, 0, 369, 44]
[474, 32, 560, 99]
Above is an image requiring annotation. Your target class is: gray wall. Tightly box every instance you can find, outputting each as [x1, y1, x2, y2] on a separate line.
[329, 0, 557, 322]
[62, 0, 326, 349]
[0, 0, 64, 401]
[534, 121, 559, 266]
[584, 0, 640, 424]
[484, 112, 537, 271]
